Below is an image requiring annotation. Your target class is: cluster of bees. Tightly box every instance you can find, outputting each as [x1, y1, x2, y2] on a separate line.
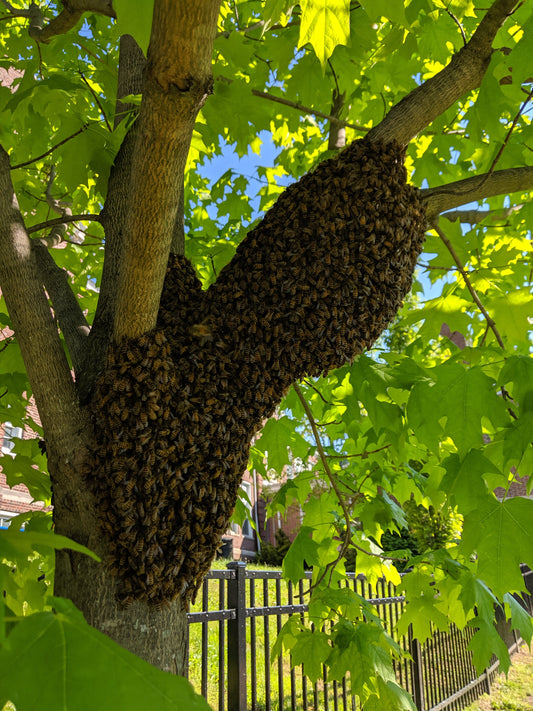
[90, 138, 426, 607]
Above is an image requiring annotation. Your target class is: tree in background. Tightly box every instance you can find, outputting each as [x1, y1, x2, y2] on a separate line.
[0, 1, 532, 709]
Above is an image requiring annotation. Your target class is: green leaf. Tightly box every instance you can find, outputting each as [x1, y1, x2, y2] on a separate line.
[460, 496, 533, 598]
[407, 363, 508, 456]
[468, 621, 510, 674]
[440, 451, 497, 513]
[0, 530, 100, 564]
[489, 289, 533, 345]
[255, 415, 310, 473]
[283, 526, 321, 582]
[365, 677, 416, 711]
[0, 603, 210, 711]
[114, 0, 154, 54]
[299, 0, 351, 68]
[500, 355, 533, 412]
[289, 628, 331, 681]
[504, 593, 533, 646]
[261, 0, 296, 31]
[359, 0, 407, 26]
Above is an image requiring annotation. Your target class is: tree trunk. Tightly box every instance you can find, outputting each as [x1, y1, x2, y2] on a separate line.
[54, 551, 189, 674]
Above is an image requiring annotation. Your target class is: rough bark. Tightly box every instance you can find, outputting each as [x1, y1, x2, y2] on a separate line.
[367, 0, 520, 145]
[77, 35, 146, 404]
[54, 549, 189, 675]
[0, 147, 94, 548]
[112, 0, 221, 340]
[421, 166, 533, 220]
[28, 0, 116, 44]
[33, 241, 90, 377]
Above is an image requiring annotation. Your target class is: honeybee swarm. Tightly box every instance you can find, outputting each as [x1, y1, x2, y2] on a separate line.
[90, 139, 426, 607]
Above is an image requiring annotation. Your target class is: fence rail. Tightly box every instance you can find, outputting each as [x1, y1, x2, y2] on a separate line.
[186, 563, 533, 711]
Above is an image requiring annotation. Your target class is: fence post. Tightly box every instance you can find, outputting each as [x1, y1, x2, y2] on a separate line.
[409, 625, 425, 711]
[227, 561, 247, 711]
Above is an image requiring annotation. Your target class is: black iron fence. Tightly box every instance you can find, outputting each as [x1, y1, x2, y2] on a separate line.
[186, 563, 533, 711]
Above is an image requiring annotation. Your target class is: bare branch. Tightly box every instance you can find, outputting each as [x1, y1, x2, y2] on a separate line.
[251, 89, 369, 132]
[27, 213, 102, 235]
[79, 71, 112, 132]
[77, 35, 146, 404]
[32, 242, 90, 376]
[0, 145, 86, 470]
[433, 222, 505, 349]
[42, 166, 73, 244]
[10, 122, 96, 170]
[327, 445, 391, 459]
[0, 0, 30, 17]
[421, 166, 533, 220]
[28, 0, 116, 44]
[367, 0, 520, 145]
[441, 204, 523, 225]
[328, 86, 347, 150]
[485, 86, 533, 175]
[293, 383, 353, 586]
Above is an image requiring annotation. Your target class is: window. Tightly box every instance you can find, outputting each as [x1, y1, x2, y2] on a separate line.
[0, 512, 15, 529]
[1, 422, 23, 455]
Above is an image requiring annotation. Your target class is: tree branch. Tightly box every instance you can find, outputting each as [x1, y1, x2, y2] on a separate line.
[27, 0, 116, 44]
[112, 0, 221, 341]
[32, 242, 90, 376]
[27, 213, 102, 235]
[367, 0, 520, 145]
[433, 222, 505, 349]
[251, 89, 368, 132]
[293, 383, 353, 587]
[421, 166, 533, 220]
[441, 204, 523, 225]
[0, 146, 87, 474]
[10, 122, 96, 170]
[328, 84, 347, 150]
[77, 34, 145, 404]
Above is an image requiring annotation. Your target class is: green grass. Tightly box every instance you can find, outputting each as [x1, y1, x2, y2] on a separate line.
[463, 646, 533, 711]
[187, 562, 404, 710]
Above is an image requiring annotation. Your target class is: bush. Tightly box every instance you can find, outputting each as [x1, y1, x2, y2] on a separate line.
[256, 530, 292, 566]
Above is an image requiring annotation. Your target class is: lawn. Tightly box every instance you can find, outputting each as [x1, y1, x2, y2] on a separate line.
[463, 646, 533, 711]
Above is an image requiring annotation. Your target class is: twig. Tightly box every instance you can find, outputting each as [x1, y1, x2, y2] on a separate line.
[79, 71, 112, 131]
[433, 222, 505, 349]
[302, 379, 331, 404]
[418, 262, 453, 271]
[294, 383, 353, 588]
[485, 87, 533, 177]
[500, 385, 518, 420]
[327, 445, 391, 459]
[217, 19, 301, 38]
[10, 122, 97, 170]
[209, 254, 218, 279]
[351, 541, 405, 562]
[444, 6, 467, 46]
[0, 0, 30, 16]
[27, 213, 101, 235]
[251, 89, 369, 132]
[0, 336, 14, 353]
[479, 322, 490, 348]
[328, 58, 341, 96]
